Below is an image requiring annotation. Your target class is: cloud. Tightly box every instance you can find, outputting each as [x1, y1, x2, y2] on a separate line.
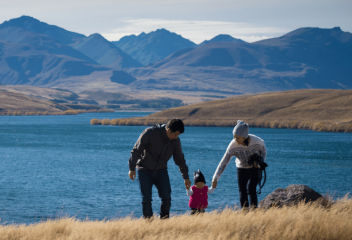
[101, 18, 288, 44]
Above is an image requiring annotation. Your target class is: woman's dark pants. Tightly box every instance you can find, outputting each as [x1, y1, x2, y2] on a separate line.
[237, 168, 259, 208]
[138, 168, 171, 218]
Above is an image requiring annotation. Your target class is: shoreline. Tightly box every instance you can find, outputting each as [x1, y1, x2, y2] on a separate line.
[90, 117, 352, 133]
[89, 89, 352, 133]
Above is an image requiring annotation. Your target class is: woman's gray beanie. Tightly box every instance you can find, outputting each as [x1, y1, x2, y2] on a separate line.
[233, 120, 249, 138]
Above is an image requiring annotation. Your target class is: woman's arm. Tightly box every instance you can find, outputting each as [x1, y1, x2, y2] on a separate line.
[212, 152, 231, 182]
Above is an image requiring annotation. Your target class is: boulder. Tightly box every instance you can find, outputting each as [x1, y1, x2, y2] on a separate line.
[259, 184, 325, 208]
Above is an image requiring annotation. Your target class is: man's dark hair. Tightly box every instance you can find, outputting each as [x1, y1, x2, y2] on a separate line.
[166, 119, 184, 133]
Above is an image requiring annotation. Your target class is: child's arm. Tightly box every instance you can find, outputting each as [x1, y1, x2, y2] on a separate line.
[208, 187, 215, 194]
[186, 188, 193, 196]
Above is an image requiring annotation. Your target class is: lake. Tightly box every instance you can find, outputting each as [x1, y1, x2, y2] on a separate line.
[0, 112, 351, 224]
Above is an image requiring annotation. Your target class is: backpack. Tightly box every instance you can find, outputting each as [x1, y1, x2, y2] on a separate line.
[248, 153, 268, 194]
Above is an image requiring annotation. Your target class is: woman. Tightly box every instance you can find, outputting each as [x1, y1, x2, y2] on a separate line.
[211, 120, 266, 208]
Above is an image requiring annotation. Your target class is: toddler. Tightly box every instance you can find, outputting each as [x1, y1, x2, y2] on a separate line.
[186, 169, 214, 214]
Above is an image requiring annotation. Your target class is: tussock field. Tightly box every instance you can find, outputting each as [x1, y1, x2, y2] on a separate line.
[92, 89, 352, 132]
[1, 198, 351, 240]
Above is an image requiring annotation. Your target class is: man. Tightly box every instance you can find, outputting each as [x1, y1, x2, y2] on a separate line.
[128, 119, 191, 219]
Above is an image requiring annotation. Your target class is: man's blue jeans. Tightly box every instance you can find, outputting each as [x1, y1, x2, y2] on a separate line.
[137, 168, 171, 218]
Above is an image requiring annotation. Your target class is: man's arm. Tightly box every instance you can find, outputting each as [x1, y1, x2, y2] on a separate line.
[172, 139, 190, 188]
[128, 128, 151, 176]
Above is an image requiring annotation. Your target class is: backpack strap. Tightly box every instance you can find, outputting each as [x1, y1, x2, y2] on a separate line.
[257, 168, 267, 194]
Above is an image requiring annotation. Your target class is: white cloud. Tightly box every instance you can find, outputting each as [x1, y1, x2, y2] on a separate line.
[101, 18, 288, 44]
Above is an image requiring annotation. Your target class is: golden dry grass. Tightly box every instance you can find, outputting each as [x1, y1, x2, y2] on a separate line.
[90, 119, 101, 125]
[1, 198, 351, 240]
[93, 89, 352, 132]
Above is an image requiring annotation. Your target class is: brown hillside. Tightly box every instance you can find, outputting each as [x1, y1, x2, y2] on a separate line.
[0, 89, 69, 114]
[93, 89, 352, 132]
[0, 86, 107, 115]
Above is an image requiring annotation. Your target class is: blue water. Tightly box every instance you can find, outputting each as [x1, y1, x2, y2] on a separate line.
[0, 112, 351, 224]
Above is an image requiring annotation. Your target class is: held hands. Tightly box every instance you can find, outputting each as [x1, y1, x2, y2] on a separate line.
[129, 170, 136, 180]
[184, 179, 191, 190]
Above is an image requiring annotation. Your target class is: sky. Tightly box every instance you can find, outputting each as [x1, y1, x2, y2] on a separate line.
[0, 0, 351, 44]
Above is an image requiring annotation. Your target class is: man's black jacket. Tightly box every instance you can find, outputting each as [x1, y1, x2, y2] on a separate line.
[129, 124, 189, 179]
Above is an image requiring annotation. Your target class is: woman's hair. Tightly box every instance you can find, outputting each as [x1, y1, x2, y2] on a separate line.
[166, 119, 184, 133]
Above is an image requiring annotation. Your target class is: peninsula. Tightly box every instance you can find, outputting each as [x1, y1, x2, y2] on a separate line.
[0, 86, 109, 115]
[91, 89, 352, 132]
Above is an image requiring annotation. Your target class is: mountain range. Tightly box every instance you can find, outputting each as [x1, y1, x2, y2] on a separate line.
[130, 27, 352, 94]
[0, 15, 352, 109]
[113, 28, 196, 66]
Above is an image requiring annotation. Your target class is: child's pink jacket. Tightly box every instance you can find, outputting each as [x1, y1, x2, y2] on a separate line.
[188, 185, 208, 209]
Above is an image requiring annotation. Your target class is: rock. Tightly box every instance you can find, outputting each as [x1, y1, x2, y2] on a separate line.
[259, 184, 325, 208]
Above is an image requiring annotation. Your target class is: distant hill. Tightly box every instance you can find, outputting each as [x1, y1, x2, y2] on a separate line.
[99, 89, 352, 132]
[113, 28, 197, 66]
[199, 34, 246, 45]
[0, 16, 140, 69]
[252, 27, 352, 88]
[0, 16, 139, 88]
[72, 33, 142, 69]
[0, 88, 68, 114]
[0, 16, 107, 86]
[0, 86, 106, 114]
[0, 15, 85, 45]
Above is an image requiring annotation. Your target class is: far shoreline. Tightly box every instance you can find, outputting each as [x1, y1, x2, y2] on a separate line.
[88, 89, 352, 133]
[89, 117, 352, 133]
